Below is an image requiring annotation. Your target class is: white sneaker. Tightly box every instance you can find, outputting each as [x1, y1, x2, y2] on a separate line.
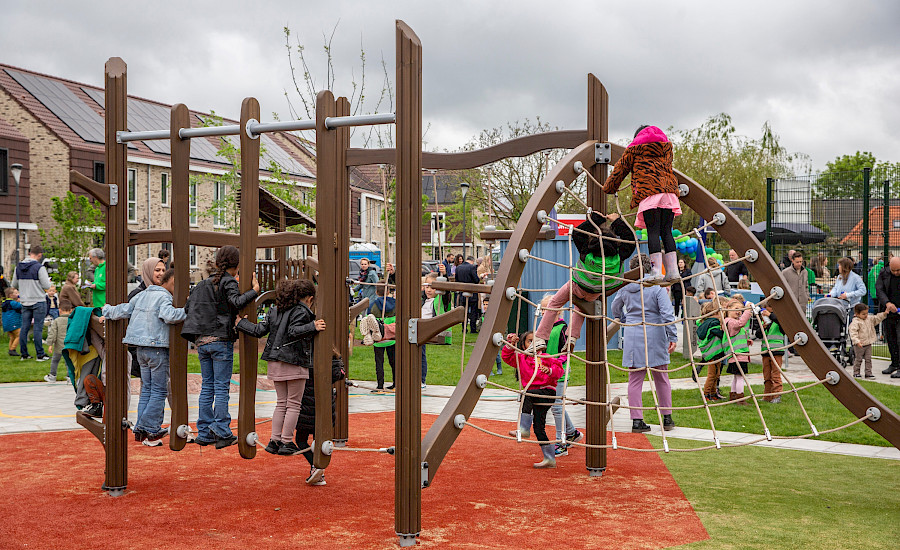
[306, 467, 325, 486]
[421, 383, 427, 389]
[359, 315, 375, 346]
[142, 439, 163, 447]
[524, 338, 546, 355]
[43, 374, 56, 383]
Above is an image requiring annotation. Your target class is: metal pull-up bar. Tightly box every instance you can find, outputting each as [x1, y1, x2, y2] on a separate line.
[116, 112, 396, 143]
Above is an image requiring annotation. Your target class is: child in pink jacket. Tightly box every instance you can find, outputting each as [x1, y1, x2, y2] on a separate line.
[502, 331, 565, 469]
[723, 298, 753, 404]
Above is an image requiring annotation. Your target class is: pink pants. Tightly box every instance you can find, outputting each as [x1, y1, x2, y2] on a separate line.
[535, 281, 600, 342]
[628, 365, 672, 419]
[272, 378, 307, 443]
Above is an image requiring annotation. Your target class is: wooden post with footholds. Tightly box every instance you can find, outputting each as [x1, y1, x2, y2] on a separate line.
[334, 95, 351, 444]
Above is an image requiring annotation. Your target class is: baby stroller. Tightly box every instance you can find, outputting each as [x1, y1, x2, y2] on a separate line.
[811, 297, 853, 368]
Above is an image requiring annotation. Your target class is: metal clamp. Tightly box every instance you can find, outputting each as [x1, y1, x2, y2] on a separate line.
[826, 370, 840, 385]
[421, 462, 430, 488]
[595, 142, 611, 164]
[866, 407, 882, 421]
[475, 374, 488, 388]
[492, 332, 505, 347]
[678, 183, 689, 197]
[712, 212, 726, 226]
[408, 318, 418, 344]
[518, 249, 529, 263]
[453, 414, 466, 429]
[246, 431, 259, 446]
[573, 160, 584, 174]
[505, 287, 517, 301]
[537, 210, 547, 223]
[245, 118, 261, 140]
[745, 249, 759, 263]
[794, 332, 809, 346]
[770, 286, 784, 300]
[176, 424, 193, 439]
[321, 440, 334, 456]
[555, 180, 566, 194]
[109, 184, 119, 206]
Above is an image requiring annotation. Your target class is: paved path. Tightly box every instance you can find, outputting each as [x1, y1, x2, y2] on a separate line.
[2, 352, 897, 461]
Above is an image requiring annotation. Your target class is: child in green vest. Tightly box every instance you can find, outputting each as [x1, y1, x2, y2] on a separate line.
[757, 304, 786, 402]
[367, 284, 396, 391]
[724, 298, 753, 405]
[696, 300, 726, 401]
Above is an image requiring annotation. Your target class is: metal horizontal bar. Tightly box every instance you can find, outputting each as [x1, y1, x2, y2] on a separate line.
[248, 119, 316, 136]
[178, 124, 241, 139]
[324, 112, 395, 129]
[116, 129, 170, 143]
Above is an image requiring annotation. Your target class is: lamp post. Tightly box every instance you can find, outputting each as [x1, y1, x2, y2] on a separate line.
[460, 181, 469, 259]
[10, 163, 22, 264]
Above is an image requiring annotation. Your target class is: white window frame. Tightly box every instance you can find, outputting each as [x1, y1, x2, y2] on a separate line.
[213, 181, 227, 229]
[161, 172, 169, 207]
[360, 192, 383, 243]
[127, 168, 137, 223]
[189, 182, 198, 227]
[430, 212, 446, 247]
[127, 245, 136, 267]
[189, 245, 198, 268]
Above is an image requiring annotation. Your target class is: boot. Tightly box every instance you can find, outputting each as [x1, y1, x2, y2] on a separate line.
[663, 251, 680, 282]
[533, 444, 557, 468]
[643, 252, 665, 282]
[508, 412, 533, 438]
[733, 392, 748, 406]
[632, 419, 651, 433]
[663, 414, 675, 431]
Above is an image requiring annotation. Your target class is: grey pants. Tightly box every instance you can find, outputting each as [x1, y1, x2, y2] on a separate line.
[852, 345, 873, 376]
[50, 350, 63, 377]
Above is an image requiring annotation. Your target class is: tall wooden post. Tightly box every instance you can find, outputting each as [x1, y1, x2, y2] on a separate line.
[237, 97, 261, 459]
[395, 20, 423, 547]
[168, 103, 191, 451]
[585, 74, 609, 476]
[312, 90, 337, 469]
[334, 96, 351, 444]
[103, 57, 129, 495]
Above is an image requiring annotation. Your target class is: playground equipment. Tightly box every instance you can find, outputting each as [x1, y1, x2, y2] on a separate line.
[69, 20, 899, 548]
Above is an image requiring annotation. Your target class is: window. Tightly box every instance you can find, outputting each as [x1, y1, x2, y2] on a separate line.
[127, 168, 137, 222]
[93, 161, 105, 184]
[189, 245, 197, 268]
[0, 148, 8, 195]
[127, 246, 136, 267]
[213, 181, 227, 228]
[189, 182, 198, 226]
[161, 172, 169, 207]
[430, 212, 446, 246]
[264, 248, 274, 260]
[893, 220, 900, 229]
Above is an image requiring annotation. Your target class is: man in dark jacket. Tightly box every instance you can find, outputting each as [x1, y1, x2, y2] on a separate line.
[875, 257, 900, 377]
[455, 256, 481, 333]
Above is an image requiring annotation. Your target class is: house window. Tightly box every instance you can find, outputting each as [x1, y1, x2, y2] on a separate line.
[127, 168, 137, 222]
[213, 181, 227, 228]
[189, 182, 198, 226]
[161, 172, 169, 207]
[127, 246, 136, 267]
[894, 220, 900, 229]
[93, 161, 105, 184]
[264, 248, 274, 260]
[189, 245, 197, 268]
[0, 148, 8, 195]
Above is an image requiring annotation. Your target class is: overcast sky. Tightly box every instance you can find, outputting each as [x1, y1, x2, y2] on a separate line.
[2, 1, 898, 171]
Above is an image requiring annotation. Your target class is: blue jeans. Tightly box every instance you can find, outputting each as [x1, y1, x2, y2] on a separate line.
[197, 340, 234, 440]
[421, 345, 428, 384]
[134, 346, 169, 435]
[551, 377, 577, 438]
[21, 301, 48, 357]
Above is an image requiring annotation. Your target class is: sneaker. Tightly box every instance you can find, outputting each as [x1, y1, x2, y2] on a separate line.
[194, 437, 216, 447]
[865, 374, 876, 379]
[133, 428, 149, 442]
[663, 415, 675, 431]
[142, 439, 163, 447]
[632, 419, 651, 433]
[359, 315, 374, 345]
[82, 403, 103, 418]
[214, 434, 237, 449]
[853, 373, 862, 378]
[43, 374, 56, 383]
[8, 350, 19, 356]
[566, 430, 583, 443]
[524, 338, 546, 354]
[533, 458, 556, 469]
[386, 384, 395, 390]
[893, 371, 900, 379]
[146, 428, 168, 442]
[35, 355, 50, 362]
[371, 387, 385, 393]
[421, 383, 427, 389]
[279, 442, 303, 455]
[882, 365, 899, 375]
[495, 368, 503, 375]
[264, 439, 284, 455]
[20, 355, 32, 361]
[769, 396, 782, 404]
[306, 466, 326, 485]
[554, 443, 569, 457]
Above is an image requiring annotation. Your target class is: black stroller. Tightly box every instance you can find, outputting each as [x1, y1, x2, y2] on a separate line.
[811, 297, 854, 368]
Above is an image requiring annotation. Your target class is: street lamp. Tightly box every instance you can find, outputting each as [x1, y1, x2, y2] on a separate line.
[460, 181, 470, 259]
[9, 164, 22, 264]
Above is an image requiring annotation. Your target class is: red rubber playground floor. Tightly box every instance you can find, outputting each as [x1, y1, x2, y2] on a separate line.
[0, 412, 707, 549]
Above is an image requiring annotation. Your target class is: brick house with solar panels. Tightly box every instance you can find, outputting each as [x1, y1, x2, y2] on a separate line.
[0, 62, 387, 279]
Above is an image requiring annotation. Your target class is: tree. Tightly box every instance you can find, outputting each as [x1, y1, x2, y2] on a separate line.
[670, 113, 809, 232]
[38, 192, 104, 283]
[815, 151, 876, 198]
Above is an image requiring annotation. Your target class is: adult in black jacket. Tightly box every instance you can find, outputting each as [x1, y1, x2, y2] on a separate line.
[295, 351, 346, 485]
[182, 246, 259, 448]
[455, 256, 481, 333]
[875, 257, 900, 376]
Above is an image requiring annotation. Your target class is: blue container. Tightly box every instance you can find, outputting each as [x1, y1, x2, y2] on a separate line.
[349, 249, 381, 266]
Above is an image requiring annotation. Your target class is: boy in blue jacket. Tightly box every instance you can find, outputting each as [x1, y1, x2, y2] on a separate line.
[2, 287, 22, 356]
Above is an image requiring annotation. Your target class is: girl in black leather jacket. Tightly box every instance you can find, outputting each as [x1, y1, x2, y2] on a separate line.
[236, 278, 324, 456]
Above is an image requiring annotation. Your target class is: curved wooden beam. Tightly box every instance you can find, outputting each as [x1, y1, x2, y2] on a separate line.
[414, 306, 466, 344]
[346, 130, 589, 169]
[349, 297, 369, 321]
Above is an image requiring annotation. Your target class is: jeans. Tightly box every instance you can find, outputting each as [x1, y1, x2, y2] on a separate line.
[197, 340, 234, 440]
[551, 378, 577, 438]
[20, 301, 48, 357]
[494, 352, 503, 374]
[421, 345, 428, 384]
[374, 344, 395, 388]
[134, 346, 169, 434]
[884, 315, 900, 370]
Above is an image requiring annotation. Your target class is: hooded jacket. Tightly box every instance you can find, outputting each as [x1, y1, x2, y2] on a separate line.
[12, 258, 51, 306]
[236, 302, 317, 367]
[500, 346, 564, 390]
[610, 282, 677, 368]
[602, 126, 679, 209]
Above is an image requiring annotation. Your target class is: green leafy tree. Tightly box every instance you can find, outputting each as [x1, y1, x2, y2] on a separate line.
[38, 192, 104, 283]
[815, 151, 876, 198]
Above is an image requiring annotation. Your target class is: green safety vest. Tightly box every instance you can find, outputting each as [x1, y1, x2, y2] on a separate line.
[572, 253, 621, 294]
[373, 315, 395, 347]
[760, 321, 785, 352]
[435, 295, 452, 344]
[546, 322, 566, 357]
[729, 326, 750, 355]
[697, 321, 727, 361]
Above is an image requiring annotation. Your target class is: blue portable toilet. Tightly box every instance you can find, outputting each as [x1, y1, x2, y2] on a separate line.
[349, 243, 381, 266]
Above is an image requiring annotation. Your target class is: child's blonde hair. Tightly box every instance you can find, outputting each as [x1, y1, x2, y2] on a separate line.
[700, 300, 719, 317]
[4, 287, 16, 298]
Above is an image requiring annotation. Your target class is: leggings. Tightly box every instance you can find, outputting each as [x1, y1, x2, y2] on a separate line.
[272, 378, 307, 443]
[643, 207, 676, 254]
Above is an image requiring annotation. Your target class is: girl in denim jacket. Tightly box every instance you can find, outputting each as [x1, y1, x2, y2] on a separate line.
[102, 265, 185, 445]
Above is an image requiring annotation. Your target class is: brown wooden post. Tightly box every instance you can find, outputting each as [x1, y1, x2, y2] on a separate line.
[168, 103, 191, 451]
[585, 74, 609, 476]
[103, 57, 129, 495]
[334, 96, 351, 444]
[312, 90, 337, 469]
[395, 20, 423, 547]
[237, 97, 261, 459]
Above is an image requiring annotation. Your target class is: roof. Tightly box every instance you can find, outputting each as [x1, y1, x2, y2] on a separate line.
[0, 116, 27, 141]
[423, 171, 465, 205]
[841, 204, 900, 247]
[258, 186, 316, 229]
[0, 62, 314, 179]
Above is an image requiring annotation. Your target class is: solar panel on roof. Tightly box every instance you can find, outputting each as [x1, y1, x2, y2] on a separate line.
[224, 134, 312, 178]
[6, 69, 107, 145]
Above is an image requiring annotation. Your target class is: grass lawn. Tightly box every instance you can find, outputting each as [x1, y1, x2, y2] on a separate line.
[653, 436, 900, 549]
[643, 381, 900, 447]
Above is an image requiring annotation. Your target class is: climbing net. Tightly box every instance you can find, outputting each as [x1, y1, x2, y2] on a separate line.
[459, 167, 874, 453]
